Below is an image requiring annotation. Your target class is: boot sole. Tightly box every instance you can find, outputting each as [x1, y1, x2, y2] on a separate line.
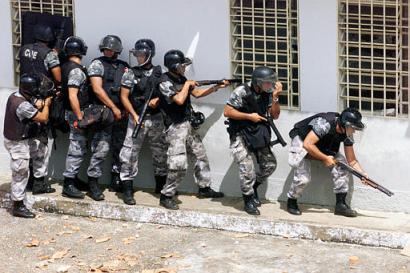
[62, 192, 85, 199]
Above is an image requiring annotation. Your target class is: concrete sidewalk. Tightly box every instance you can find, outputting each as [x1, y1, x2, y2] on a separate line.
[1, 176, 409, 250]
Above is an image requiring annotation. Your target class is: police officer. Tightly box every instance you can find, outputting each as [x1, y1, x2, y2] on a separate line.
[157, 49, 227, 210]
[224, 66, 282, 215]
[286, 108, 366, 217]
[3, 74, 53, 218]
[19, 24, 61, 194]
[61, 36, 107, 200]
[87, 35, 129, 196]
[118, 39, 167, 205]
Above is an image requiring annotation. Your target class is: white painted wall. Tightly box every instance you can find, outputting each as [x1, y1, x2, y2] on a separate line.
[299, 0, 338, 112]
[0, 0, 409, 213]
[0, 0, 16, 88]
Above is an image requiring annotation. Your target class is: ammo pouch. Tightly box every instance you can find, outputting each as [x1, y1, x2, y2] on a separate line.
[77, 105, 114, 130]
[240, 122, 271, 152]
[189, 111, 205, 129]
[22, 121, 40, 140]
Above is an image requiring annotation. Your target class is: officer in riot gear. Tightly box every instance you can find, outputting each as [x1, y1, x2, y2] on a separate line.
[224, 66, 282, 215]
[19, 23, 62, 193]
[118, 39, 167, 205]
[3, 74, 54, 218]
[157, 49, 228, 210]
[87, 35, 129, 197]
[61, 36, 112, 200]
[286, 107, 366, 217]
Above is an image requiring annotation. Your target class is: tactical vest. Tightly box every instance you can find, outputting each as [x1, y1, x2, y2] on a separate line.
[289, 112, 348, 155]
[94, 56, 129, 108]
[61, 60, 91, 110]
[158, 72, 192, 126]
[130, 65, 162, 115]
[228, 84, 271, 136]
[19, 42, 52, 79]
[3, 93, 38, 141]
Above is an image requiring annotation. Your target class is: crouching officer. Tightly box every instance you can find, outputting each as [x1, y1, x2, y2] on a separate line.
[119, 39, 168, 205]
[224, 66, 282, 215]
[3, 74, 53, 218]
[158, 49, 227, 210]
[88, 35, 129, 196]
[286, 108, 366, 217]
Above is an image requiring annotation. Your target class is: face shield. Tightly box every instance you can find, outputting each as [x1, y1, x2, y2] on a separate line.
[175, 58, 192, 75]
[131, 48, 152, 67]
[256, 74, 277, 93]
[345, 124, 365, 144]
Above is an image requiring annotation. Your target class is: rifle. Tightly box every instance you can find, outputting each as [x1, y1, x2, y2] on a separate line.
[132, 79, 158, 138]
[336, 161, 394, 197]
[196, 79, 243, 86]
[264, 114, 287, 147]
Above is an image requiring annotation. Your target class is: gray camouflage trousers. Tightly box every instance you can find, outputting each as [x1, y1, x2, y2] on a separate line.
[63, 110, 111, 178]
[230, 135, 277, 195]
[287, 136, 349, 199]
[119, 113, 168, 181]
[110, 117, 128, 174]
[161, 121, 212, 197]
[4, 137, 49, 201]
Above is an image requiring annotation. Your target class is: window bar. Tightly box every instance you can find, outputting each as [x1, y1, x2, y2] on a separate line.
[395, 0, 399, 116]
[358, 0, 362, 111]
[251, 0, 255, 70]
[383, 0, 387, 116]
[240, 0, 245, 80]
[263, 0, 267, 65]
[346, 0, 350, 108]
[274, 0, 279, 80]
[286, 0, 291, 106]
[370, 0, 374, 115]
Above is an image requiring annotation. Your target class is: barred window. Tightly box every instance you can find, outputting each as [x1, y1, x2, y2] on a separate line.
[339, 0, 409, 118]
[10, 0, 74, 85]
[230, 0, 300, 109]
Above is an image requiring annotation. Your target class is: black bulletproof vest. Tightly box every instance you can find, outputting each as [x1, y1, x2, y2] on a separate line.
[61, 60, 91, 110]
[130, 65, 162, 115]
[3, 93, 38, 141]
[228, 84, 271, 135]
[94, 56, 129, 108]
[289, 112, 348, 155]
[158, 72, 191, 125]
[19, 42, 52, 79]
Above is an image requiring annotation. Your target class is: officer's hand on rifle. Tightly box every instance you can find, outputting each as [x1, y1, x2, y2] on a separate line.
[45, 96, 53, 107]
[215, 80, 231, 90]
[323, 155, 337, 167]
[112, 107, 122, 121]
[248, 113, 267, 123]
[185, 80, 198, 89]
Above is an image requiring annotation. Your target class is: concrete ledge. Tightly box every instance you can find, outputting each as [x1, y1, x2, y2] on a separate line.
[1, 186, 409, 250]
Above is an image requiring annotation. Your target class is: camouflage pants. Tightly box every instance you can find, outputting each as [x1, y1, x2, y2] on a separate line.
[4, 137, 48, 201]
[63, 110, 111, 178]
[119, 113, 168, 181]
[161, 121, 211, 197]
[110, 117, 128, 174]
[287, 136, 349, 199]
[230, 135, 277, 195]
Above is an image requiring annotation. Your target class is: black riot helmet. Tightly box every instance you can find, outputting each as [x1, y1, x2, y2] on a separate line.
[63, 36, 88, 57]
[339, 107, 365, 130]
[251, 66, 277, 93]
[132, 39, 155, 58]
[164, 49, 192, 74]
[99, 35, 123, 54]
[34, 24, 56, 44]
[19, 73, 41, 98]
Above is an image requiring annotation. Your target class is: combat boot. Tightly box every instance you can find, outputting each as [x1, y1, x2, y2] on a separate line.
[62, 177, 85, 199]
[122, 180, 136, 205]
[32, 176, 55, 195]
[160, 194, 179, 210]
[287, 198, 301, 215]
[88, 176, 105, 201]
[198, 187, 224, 198]
[243, 194, 260, 215]
[12, 201, 35, 218]
[334, 193, 357, 217]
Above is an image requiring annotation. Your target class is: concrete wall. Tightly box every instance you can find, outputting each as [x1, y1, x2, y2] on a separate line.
[0, 0, 15, 88]
[0, 0, 409, 213]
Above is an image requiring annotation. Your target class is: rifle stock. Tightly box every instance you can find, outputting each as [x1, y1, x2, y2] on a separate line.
[265, 115, 287, 147]
[196, 79, 243, 86]
[132, 80, 157, 138]
[336, 161, 394, 197]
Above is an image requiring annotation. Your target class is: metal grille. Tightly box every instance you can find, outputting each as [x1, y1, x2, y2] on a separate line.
[10, 0, 74, 85]
[230, 0, 300, 109]
[339, 0, 409, 118]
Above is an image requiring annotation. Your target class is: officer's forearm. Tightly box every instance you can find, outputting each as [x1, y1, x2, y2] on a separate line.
[68, 88, 82, 119]
[120, 87, 138, 118]
[304, 143, 328, 162]
[224, 105, 252, 121]
[191, 86, 216, 98]
[172, 86, 190, 105]
[33, 105, 50, 123]
[51, 66, 61, 84]
[269, 97, 280, 119]
[90, 80, 118, 110]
